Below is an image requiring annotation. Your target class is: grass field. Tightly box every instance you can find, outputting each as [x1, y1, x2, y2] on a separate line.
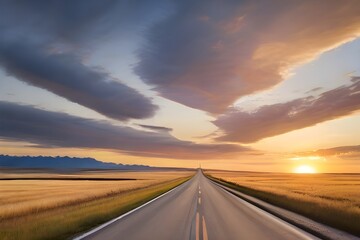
[206, 170, 360, 236]
[0, 170, 194, 240]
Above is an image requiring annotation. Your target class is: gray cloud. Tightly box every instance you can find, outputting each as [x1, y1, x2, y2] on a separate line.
[137, 124, 173, 132]
[0, 101, 250, 159]
[0, 0, 164, 45]
[136, 0, 360, 113]
[351, 76, 360, 82]
[305, 87, 322, 94]
[0, 41, 157, 120]
[0, 0, 163, 120]
[214, 79, 360, 143]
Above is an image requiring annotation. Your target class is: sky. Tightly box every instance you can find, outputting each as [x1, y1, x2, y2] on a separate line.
[1, 0, 360, 173]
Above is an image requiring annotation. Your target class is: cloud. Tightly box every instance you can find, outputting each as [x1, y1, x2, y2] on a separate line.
[305, 87, 322, 94]
[0, 42, 157, 120]
[296, 145, 360, 160]
[351, 76, 360, 82]
[137, 124, 173, 132]
[302, 145, 360, 157]
[0, 1, 161, 121]
[0, 0, 163, 45]
[214, 79, 360, 143]
[0, 101, 250, 159]
[3, 1, 360, 119]
[136, 0, 360, 114]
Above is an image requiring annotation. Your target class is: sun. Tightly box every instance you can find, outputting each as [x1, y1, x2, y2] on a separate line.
[294, 165, 316, 174]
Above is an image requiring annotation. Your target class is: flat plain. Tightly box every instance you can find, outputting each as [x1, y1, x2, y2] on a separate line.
[206, 170, 360, 236]
[0, 169, 194, 240]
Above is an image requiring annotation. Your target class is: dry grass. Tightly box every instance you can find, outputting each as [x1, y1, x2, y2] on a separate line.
[206, 170, 360, 236]
[0, 170, 194, 240]
[0, 170, 191, 220]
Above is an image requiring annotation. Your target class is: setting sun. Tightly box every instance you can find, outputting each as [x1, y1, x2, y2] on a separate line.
[294, 165, 317, 174]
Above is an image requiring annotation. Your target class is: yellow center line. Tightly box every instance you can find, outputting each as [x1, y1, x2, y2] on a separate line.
[202, 216, 209, 240]
[196, 212, 200, 240]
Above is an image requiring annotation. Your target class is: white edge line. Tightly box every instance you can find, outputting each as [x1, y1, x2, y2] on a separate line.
[73, 182, 185, 240]
[211, 181, 319, 240]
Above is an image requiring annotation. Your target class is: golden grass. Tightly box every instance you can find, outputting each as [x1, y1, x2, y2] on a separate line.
[206, 170, 360, 236]
[0, 170, 194, 240]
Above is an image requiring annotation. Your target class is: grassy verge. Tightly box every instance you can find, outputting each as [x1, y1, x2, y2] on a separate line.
[0, 176, 191, 240]
[206, 174, 360, 237]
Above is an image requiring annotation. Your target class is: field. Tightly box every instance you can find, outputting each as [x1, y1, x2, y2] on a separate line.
[0, 169, 194, 240]
[206, 170, 360, 236]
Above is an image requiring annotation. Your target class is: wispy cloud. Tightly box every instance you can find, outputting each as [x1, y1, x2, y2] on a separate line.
[214, 78, 360, 143]
[305, 87, 323, 94]
[0, 101, 250, 159]
[299, 145, 360, 158]
[137, 124, 173, 132]
[136, 0, 360, 113]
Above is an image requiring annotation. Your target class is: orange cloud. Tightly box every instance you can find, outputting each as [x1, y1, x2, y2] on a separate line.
[300, 145, 360, 158]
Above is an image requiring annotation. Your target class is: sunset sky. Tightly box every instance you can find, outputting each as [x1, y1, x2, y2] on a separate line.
[1, 0, 360, 173]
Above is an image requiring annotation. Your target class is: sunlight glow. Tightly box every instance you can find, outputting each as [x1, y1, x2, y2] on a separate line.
[290, 156, 324, 161]
[294, 165, 317, 174]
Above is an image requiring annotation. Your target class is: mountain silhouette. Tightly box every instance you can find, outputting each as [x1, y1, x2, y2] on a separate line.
[0, 155, 151, 170]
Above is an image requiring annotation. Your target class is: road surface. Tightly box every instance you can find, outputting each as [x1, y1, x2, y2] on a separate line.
[79, 170, 318, 240]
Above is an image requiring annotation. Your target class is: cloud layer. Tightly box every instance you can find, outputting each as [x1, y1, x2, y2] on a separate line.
[214, 78, 360, 143]
[2, 1, 360, 120]
[136, 0, 360, 113]
[0, 1, 160, 121]
[0, 101, 249, 159]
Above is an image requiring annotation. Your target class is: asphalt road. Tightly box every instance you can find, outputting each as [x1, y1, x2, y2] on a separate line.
[79, 170, 318, 240]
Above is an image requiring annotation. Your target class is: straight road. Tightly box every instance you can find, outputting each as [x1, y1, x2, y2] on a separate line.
[79, 170, 318, 240]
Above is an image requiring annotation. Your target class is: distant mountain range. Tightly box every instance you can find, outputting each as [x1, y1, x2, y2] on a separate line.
[0, 155, 152, 170]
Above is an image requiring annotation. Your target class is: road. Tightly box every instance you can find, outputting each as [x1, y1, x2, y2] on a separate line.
[79, 170, 318, 240]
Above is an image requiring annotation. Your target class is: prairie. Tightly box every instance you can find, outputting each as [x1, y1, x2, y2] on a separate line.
[0, 169, 194, 240]
[206, 170, 360, 236]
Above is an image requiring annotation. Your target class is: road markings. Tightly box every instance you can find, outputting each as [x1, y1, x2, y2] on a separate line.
[199, 190, 201, 194]
[202, 216, 209, 240]
[73, 182, 185, 240]
[212, 182, 317, 240]
[198, 197, 201, 205]
[196, 212, 200, 240]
